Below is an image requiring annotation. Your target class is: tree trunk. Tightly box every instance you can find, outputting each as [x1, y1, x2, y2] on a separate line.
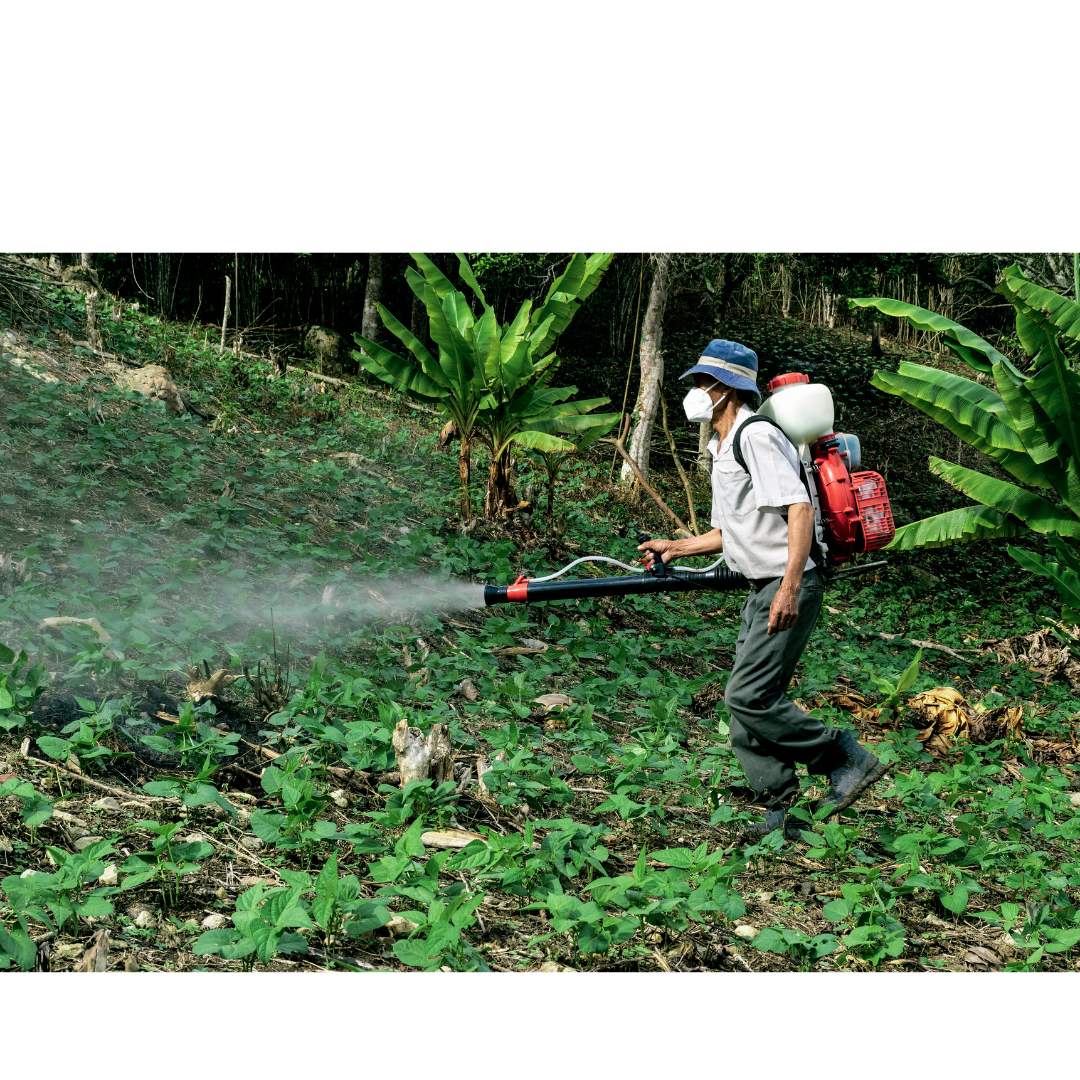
[220, 276, 231, 351]
[484, 444, 518, 519]
[410, 289, 427, 346]
[80, 254, 102, 353]
[697, 420, 712, 474]
[458, 436, 472, 520]
[362, 254, 383, 344]
[870, 321, 882, 359]
[620, 254, 672, 488]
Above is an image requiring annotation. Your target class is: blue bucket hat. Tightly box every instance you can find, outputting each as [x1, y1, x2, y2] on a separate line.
[680, 339, 760, 399]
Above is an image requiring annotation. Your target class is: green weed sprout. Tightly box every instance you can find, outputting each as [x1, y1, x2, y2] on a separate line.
[865, 648, 923, 719]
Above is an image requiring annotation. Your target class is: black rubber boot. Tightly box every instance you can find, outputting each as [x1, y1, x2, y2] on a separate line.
[742, 807, 810, 842]
[822, 730, 889, 815]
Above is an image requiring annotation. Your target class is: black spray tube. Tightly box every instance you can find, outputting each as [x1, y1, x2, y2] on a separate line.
[483, 562, 749, 605]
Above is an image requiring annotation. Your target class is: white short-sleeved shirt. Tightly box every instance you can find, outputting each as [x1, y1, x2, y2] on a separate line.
[709, 404, 814, 580]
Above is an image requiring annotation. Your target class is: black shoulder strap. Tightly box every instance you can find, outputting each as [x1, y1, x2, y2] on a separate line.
[732, 414, 788, 473]
[732, 414, 815, 507]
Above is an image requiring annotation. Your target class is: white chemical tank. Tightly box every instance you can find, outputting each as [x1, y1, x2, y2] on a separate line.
[756, 372, 835, 446]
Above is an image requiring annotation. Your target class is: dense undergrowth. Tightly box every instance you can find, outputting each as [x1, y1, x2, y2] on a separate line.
[1, 280, 1078, 973]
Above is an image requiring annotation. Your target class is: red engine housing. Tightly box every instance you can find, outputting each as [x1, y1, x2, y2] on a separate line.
[811, 434, 894, 563]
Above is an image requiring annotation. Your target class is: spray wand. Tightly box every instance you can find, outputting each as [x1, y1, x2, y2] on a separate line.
[482, 533, 886, 606]
[483, 530, 744, 606]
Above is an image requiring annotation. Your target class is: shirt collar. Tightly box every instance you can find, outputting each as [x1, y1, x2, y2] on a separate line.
[709, 404, 757, 454]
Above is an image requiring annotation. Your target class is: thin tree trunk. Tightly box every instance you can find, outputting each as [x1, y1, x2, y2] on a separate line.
[362, 254, 383, 345]
[220, 275, 231, 351]
[697, 420, 712, 474]
[80, 254, 102, 353]
[620, 253, 672, 488]
[410, 290, 426, 346]
[458, 437, 472, 520]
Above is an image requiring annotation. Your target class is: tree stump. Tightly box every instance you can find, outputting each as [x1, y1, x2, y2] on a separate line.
[392, 719, 454, 788]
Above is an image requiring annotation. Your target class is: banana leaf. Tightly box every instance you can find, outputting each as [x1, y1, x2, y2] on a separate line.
[509, 429, 577, 452]
[886, 505, 1024, 551]
[500, 300, 532, 362]
[455, 254, 487, 308]
[997, 263, 1080, 343]
[1008, 546, 1080, 620]
[992, 362, 1068, 470]
[870, 366, 1049, 490]
[351, 336, 449, 402]
[849, 297, 1022, 377]
[374, 304, 450, 389]
[929, 458, 1080, 537]
[1023, 334, 1080, 465]
[409, 254, 458, 302]
[529, 410, 620, 435]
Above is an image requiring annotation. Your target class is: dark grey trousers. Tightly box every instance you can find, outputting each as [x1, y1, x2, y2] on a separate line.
[724, 569, 846, 810]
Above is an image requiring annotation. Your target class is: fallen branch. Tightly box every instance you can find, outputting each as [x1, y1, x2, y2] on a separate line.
[284, 364, 441, 414]
[825, 607, 975, 664]
[606, 414, 691, 536]
[20, 756, 171, 803]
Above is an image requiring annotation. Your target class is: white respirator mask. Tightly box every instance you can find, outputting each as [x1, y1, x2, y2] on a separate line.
[682, 379, 727, 423]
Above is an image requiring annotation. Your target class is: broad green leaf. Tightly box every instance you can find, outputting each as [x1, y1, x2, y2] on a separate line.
[374, 304, 447, 387]
[751, 927, 790, 953]
[509, 430, 576, 453]
[873, 363, 1022, 450]
[1023, 335, 1080, 463]
[992, 362, 1068, 468]
[997, 263, 1080, 343]
[0, 921, 37, 971]
[343, 901, 393, 938]
[886, 505, 1024, 552]
[36, 736, 71, 761]
[410, 254, 458, 301]
[249, 809, 287, 843]
[896, 649, 923, 694]
[929, 458, 1080, 537]
[822, 898, 855, 921]
[849, 296, 1020, 376]
[546, 253, 588, 304]
[1015, 311, 1047, 358]
[455, 254, 487, 307]
[0, 642, 15, 665]
[351, 336, 449, 401]
[713, 888, 745, 922]
[499, 300, 532, 362]
[1008, 547, 1080, 613]
[393, 936, 440, 969]
[939, 886, 969, 915]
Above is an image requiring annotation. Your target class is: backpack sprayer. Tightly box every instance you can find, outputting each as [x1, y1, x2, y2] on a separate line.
[484, 372, 894, 607]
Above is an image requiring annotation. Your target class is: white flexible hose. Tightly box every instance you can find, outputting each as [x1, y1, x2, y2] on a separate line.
[528, 556, 642, 582]
[527, 553, 727, 582]
[669, 556, 727, 573]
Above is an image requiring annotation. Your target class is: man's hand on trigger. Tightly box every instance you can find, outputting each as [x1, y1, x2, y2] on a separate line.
[637, 538, 676, 566]
[767, 583, 800, 634]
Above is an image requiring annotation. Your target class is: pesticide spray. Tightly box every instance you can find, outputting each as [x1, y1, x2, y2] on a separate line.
[216, 372, 893, 627]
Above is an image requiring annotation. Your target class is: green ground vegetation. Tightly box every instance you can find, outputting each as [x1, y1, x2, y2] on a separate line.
[0, 271, 1078, 973]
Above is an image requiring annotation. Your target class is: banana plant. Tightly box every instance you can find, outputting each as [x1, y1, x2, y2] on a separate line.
[851, 262, 1080, 619]
[523, 410, 620, 525]
[353, 253, 616, 519]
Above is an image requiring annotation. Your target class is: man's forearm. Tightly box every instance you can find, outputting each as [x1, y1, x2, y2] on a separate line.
[667, 528, 724, 560]
[782, 502, 814, 589]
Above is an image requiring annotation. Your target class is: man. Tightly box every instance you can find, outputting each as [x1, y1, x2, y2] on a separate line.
[637, 339, 888, 839]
